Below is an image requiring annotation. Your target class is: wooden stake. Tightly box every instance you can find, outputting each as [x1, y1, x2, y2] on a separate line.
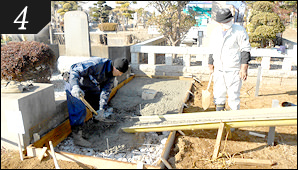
[255, 66, 262, 97]
[137, 161, 144, 169]
[49, 141, 60, 169]
[178, 130, 185, 136]
[160, 157, 173, 169]
[17, 133, 23, 161]
[106, 138, 109, 153]
[268, 100, 279, 146]
[212, 122, 225, 160]
[232, 158, 276, 166]
[38, 147, 48, 161]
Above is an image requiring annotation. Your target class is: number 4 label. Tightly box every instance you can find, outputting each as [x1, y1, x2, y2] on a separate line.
[14, 6, 29, 30]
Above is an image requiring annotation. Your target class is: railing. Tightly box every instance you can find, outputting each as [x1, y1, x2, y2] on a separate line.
[130, 36, 297, 78]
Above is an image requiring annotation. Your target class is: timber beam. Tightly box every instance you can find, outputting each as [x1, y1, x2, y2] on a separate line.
[122, 106, 297, 133]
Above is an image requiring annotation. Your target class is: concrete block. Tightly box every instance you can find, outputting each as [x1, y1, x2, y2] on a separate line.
[142, 89, 157, 100]
[1, 83, 56, 150]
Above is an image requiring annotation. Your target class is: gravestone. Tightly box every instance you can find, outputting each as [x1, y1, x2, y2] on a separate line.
[64, 11, 90, 57]
[57, 11, 92, 73]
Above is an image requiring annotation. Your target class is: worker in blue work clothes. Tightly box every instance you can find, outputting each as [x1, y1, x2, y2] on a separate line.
[208, 8, 251, 113]
[64, 57, 129, 147]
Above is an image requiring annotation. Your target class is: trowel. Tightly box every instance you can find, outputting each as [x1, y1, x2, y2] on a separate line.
[202, 73, 213, 110]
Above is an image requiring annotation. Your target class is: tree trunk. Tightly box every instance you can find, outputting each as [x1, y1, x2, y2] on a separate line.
[176, 3, 181, 46]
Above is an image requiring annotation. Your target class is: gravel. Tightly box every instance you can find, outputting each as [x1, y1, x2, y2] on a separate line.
[50, 72, 192, 166]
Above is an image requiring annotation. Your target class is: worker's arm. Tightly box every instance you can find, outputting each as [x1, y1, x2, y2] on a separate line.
[238, 27, 251, 81]
[208, 54, 214, 75]
[99, 77, 114, 110]
[239, 64, 248, 81]
[69, 61, 96, 88]
[239, 51, 251, 81]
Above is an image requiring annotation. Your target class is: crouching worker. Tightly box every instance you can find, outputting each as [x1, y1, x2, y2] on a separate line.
[64, 57, 129, 147]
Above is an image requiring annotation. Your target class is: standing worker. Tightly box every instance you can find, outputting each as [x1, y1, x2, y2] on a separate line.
[208, 8, 251, 112]
[64, 57, 129, 147]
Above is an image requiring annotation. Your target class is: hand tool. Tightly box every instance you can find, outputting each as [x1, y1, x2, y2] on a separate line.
[202, 73, 213, 110]
[80, 94, 116, 123]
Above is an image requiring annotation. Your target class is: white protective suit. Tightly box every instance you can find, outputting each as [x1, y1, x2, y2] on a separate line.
[209, 24, 251, 110]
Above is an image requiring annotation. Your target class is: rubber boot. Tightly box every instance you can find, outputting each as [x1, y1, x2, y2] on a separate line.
[216, 104, 225, 111]
[71, 126, 92, 147]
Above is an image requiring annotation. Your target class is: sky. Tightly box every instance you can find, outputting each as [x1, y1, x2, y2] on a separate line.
[80, 1, 157, 13]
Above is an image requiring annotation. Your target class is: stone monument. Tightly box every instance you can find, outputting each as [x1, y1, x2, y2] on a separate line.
[57, 11, 92, 73]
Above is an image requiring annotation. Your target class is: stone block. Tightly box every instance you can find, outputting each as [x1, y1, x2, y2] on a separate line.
[64, 11, 90, 57]
[142, 89, 157, 100]
[1, 83, 56, 150]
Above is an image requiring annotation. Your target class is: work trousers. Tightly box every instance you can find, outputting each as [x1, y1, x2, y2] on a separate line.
[65, 82, 101, 127]
[213, 70, 242, 110]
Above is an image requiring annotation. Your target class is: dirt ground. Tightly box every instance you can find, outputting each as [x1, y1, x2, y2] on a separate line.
[167, 79, 297, 169]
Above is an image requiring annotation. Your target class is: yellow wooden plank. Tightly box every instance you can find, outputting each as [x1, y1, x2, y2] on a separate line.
[232, 158, 277, 166]
[32, 119, 71, 149]
[108, 75, 135, 102]
[212, 122, 225, 160]
[122, 119, 297, 133]
[132, 106, 297, 122]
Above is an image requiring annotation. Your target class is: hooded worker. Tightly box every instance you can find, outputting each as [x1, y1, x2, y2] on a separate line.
[64, 57, 129, 147]
[208, 8, 251, 112]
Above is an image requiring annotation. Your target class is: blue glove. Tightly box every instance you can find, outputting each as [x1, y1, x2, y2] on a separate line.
[71, 85, 85, 98]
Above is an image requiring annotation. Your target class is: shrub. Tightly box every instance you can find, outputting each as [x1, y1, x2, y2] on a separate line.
[250, 42, 261, 48]
[1, 41, 56, 83]
[98, 23, 118, 31]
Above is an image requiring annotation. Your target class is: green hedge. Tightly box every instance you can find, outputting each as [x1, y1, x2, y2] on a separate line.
[98, 23, 118, 31]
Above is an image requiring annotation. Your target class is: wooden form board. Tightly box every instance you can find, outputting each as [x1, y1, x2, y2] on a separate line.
[122, 106, 297, 133]
[27, 75, 181, 169]
[30, 75, 135, 149]
[108, 75, 135, 102]
[157, 80, 193, 168]
[35, 149, 158, 169]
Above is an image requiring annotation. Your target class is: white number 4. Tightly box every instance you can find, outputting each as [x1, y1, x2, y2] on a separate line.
[14, 6, 29, 30]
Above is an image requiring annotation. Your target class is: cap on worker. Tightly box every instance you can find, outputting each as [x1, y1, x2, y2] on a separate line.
[215, 8, 233, 23]
[113, 58, 129, 73]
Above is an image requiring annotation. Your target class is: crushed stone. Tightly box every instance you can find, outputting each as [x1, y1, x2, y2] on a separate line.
[53, 75, 192, 166]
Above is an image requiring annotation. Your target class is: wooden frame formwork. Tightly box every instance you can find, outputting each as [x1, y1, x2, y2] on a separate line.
[26, 74, 195, 169]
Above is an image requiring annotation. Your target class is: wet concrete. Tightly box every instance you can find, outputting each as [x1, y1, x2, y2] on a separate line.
[56, 77, 192, 165]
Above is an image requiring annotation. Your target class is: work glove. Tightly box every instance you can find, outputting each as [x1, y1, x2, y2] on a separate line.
[71, 85, 85, 98]
[94, 107, 114, 120]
